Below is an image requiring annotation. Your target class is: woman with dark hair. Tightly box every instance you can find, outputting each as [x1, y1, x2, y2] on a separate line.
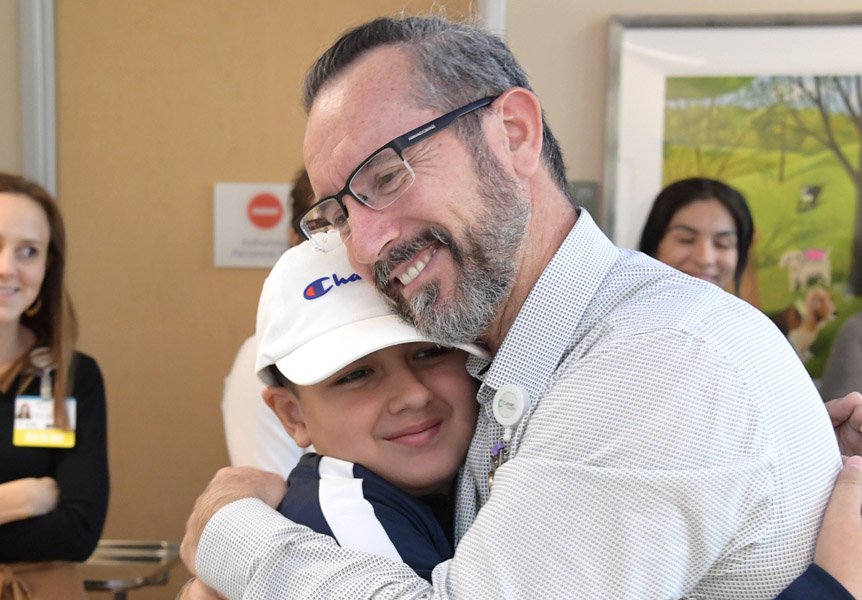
[639, 177, 754, 294]
[0, 173, 108, 597]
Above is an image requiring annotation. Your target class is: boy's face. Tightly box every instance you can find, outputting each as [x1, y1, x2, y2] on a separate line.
[267, 342, 478, 496]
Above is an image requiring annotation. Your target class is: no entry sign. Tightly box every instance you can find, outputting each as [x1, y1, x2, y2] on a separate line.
[247, 193, 284, 229]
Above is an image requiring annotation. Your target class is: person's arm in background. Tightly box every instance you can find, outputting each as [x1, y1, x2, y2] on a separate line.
[0, 355, 109, 562]
[825, 392, 862, 458]
[0, 476, 58, 525]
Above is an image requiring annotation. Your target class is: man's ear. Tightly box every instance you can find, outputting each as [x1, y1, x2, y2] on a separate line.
[263, 386, 313, 448]
[492, 87, 543, 179]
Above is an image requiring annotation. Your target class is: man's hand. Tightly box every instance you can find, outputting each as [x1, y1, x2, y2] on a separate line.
[824, 392, 862, 457]
[813, 455, 862, 598]
[180, 467, 286, 574]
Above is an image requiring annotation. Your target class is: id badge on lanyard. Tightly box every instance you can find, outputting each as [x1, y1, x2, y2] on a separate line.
[12, 370, 77, 448]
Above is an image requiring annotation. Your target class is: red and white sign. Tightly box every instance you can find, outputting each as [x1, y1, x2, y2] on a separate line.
[247, 193, 284, 229]
[214, 182, 292, 268]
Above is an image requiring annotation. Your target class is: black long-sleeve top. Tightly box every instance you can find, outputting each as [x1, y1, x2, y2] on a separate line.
[0, 352, 108, 562]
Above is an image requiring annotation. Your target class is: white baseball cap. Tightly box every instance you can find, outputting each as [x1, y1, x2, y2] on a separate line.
[255, 238, 487, 387]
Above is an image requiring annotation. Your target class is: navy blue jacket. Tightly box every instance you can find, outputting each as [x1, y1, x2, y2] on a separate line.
[278, 453, 453, 582]
[777, 564, 854, 599]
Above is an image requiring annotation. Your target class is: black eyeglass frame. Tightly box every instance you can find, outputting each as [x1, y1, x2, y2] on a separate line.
[298, 95, 499, 240]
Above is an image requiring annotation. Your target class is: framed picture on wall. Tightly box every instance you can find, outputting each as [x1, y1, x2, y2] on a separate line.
[603, 13, 862, 379]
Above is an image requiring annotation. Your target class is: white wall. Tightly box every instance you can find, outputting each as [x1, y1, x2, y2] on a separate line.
[506, 0, 862, 191]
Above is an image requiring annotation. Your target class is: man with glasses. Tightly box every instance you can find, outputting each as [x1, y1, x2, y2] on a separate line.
[296, 96, 496, 251]
[181, 15, 862, 600]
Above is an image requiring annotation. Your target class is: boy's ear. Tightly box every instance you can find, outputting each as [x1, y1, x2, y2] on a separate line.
[263, 386, 312, 448]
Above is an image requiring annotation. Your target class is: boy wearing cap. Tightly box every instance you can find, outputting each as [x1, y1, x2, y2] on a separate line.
[254, 240, 483, 581]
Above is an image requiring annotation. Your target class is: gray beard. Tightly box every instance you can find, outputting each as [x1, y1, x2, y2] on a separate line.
[373, 161, 529, 346]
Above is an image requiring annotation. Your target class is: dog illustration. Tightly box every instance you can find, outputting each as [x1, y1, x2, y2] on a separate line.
[779, 248, 832, 292]
[771, 287, 837, 363]
[797, 185, 823, 212]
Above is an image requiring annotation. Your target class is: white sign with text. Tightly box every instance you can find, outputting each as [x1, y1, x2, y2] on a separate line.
[213, 182, 292, 268]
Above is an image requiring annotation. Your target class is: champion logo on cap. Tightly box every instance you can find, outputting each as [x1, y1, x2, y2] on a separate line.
[303, 272, 362, 300]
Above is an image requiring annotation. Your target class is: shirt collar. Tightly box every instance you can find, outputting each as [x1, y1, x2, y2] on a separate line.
[466, 209, 619, 402]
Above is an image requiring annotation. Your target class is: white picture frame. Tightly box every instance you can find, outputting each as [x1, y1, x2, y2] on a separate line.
[603, 13, 862, 249]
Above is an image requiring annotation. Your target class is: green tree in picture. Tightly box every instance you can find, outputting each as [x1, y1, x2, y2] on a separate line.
[664, 75, 861, 293]
[781, 76, 862, 294]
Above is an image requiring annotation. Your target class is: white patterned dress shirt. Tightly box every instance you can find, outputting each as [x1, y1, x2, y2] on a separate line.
[196, 211, 840, 599]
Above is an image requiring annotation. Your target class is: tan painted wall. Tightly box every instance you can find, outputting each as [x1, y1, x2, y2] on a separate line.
[0, 0, 21, 173]
[507, 0, 862, 196]
[54, 2, 471, 597]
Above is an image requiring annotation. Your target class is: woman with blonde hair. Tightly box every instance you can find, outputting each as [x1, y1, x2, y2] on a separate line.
[0, 173, 108, 598]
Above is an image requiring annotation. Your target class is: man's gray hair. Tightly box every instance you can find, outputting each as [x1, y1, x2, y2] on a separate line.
[302, 16, 571, 200]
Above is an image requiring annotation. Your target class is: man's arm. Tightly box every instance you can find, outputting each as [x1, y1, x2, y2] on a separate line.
[182, 458, 861, 600]
[180, 466, 286, 572]
[182, 467, 434, 599]
[182, 343, 853, 599]
[824, 392, 862, 457]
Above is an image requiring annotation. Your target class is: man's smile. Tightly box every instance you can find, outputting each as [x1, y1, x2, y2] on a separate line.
[395, 247, 436, 286]
[375, 229, 452, 291]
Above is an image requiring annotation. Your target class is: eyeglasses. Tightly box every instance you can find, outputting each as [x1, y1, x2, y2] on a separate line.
[299, 95, 498, 252]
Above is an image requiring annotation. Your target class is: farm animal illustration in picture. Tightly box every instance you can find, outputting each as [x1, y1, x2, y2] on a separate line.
[797, 185, 823, 212]
[779, 248, 832, 291]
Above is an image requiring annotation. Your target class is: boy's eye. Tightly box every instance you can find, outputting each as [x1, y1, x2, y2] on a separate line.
[334, 368, 373, 385]
[414, 345, 453, 361]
